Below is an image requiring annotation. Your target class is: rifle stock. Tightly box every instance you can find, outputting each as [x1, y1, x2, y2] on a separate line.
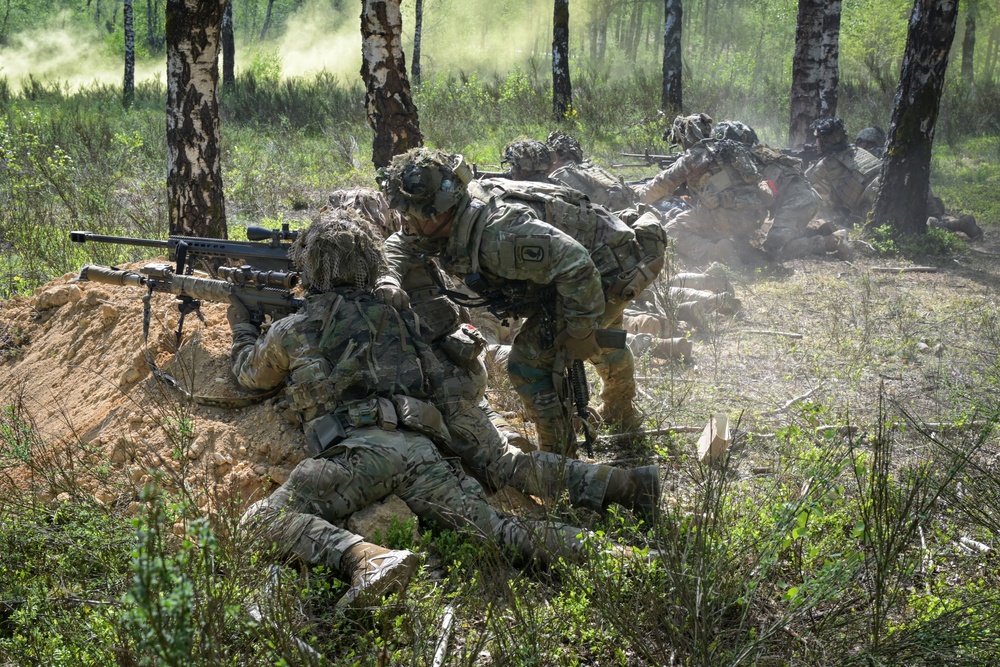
[620, 149, 682, 170]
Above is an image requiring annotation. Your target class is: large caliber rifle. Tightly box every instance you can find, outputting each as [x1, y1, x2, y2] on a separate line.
[471, 164, 512, 180]
[70, 223, 297, 273]
[75, 262, 304, 406]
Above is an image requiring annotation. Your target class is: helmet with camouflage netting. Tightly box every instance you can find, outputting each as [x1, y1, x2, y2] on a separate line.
[855, 126, 886, 149]
[546, 130, 584, 164]
[810, 117, 849, 150]
[380, 148, 472, 225]
[713, 120, 759, 146]
[291, 207, 385, 292]
[327, 186, 402, 239]
[669, 113, 714, 149]
[502, 138, 553, 180]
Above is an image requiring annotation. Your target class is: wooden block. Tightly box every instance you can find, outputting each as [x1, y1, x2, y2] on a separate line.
[697, 414, 730, 465]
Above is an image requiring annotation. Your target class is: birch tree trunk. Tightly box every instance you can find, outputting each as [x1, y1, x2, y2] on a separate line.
[166, 0, 229, 238]
[661, 0, 682, 116]
[871, 0, 959, 236]
[360, 0, 423, 168]
[123, 0, 134, 108]
[411, 0, 423, 87]
[552, 0, 572, 121]
[788, 0, 840, 148]
[259, 0, 275, 40]
[222, 0, 235, 87]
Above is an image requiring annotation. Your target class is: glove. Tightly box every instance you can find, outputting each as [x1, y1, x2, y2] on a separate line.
[227, 299, 251, 328]
[373, 277, 410, 310]
[556, 326, 602, 361]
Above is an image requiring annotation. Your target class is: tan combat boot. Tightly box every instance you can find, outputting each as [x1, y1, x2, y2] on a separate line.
[337, 542, 421, 612]
[604, 465, 661, 520]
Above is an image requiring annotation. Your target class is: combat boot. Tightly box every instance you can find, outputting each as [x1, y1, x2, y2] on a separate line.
[337, 542, 421, 612]
[604, 465, 661, 520]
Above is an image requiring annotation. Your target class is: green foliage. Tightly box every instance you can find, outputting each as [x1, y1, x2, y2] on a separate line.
[865, 223, 966, 259]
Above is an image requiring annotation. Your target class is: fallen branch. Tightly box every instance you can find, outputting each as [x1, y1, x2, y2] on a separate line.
[870, 266, 938, 273]
[762, 384, 823, 416]
[959, 536, 991, 554]
[432, 605, 456, 667]
[742, 329, 803, 339]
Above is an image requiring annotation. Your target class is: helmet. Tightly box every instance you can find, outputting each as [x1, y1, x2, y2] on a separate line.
[380, 148, 472, 225]
[327, 187, 402, 239]
[855, 126, 886, 149]
[810, 117, 849, 149]
[546, 130, 583, 164]
[502, 139, 553, 180]
[713, 120, 759, 146]
[669, 113, 714, 149]
[290, 207, 385, 292]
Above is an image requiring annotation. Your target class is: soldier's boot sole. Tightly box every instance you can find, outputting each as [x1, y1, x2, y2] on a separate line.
[337, 550, 422, 614]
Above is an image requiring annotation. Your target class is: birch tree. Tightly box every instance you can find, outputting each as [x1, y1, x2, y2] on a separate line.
[871, 0, 959, 235]
[788, 0, 840, 148]
[166, 0, 229, 238]
[361, 0, 423, 168]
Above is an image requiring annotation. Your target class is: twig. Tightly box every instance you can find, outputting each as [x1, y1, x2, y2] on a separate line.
[432, 605, 455, 667]
[870, 266, 938, 273]
[970, 247, 1000, 257]
[762, 384, 822, 416]
[742, 329, 803, 339]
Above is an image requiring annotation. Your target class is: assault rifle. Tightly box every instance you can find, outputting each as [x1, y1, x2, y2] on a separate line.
[69, 223, 298, 273]
[618, 149, 683, 170]
[780, 143, 822, 169]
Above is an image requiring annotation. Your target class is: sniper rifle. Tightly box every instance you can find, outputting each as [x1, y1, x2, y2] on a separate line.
[70, 222, 297, 274]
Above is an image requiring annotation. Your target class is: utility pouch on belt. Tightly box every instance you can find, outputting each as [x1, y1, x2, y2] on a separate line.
[305, 413, 348, 458]
[393, 394, 452, 446]
[438, 322, 487, 366]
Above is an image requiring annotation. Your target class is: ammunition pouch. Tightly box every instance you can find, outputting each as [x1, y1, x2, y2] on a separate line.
[392, 394, 452, 446]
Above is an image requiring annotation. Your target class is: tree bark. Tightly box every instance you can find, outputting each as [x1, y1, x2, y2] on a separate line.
[360, 0, 423, 169]
[166, 0, 229, 238]
[259, 0, 275, 40]
[411, 0, 423, 87]
[222, 0, 235, 87]
[661, 0, 682, 115]
[788, 0, 840, 148]
[819, 1, 841, 117]
[871, 0, 959, 236]
[552, 0, 572, 121]
[123, 0, 134, 108]
[961, 7, 976, 84]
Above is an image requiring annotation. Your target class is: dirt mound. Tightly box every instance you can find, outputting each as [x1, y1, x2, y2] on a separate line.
[0, 262, 306, 509]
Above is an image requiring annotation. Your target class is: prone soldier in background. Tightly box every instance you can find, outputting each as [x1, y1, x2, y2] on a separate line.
[804, 117, 882, 226]
[854, 126, 886, 158]
[546, 131, 637, 213]
[634, 113, 772, 268]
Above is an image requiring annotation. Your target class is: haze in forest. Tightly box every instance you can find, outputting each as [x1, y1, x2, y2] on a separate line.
[0, 1, 548, 91]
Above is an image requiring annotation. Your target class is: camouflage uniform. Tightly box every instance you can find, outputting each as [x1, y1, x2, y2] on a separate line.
[548, 161, 637, 213]
[234, 288, 590, 569]
[751, 145, 825, 258]
[635, 139, 769, 266]
[804, 146, 881, 224]
[385, 237, 617, 509]
[383, 173, 663, 454]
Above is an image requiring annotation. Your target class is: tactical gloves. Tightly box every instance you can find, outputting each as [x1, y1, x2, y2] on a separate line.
[373, 276, 411, 310]
[227, 299, 251, 328]
[556, 326, 602, 361]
